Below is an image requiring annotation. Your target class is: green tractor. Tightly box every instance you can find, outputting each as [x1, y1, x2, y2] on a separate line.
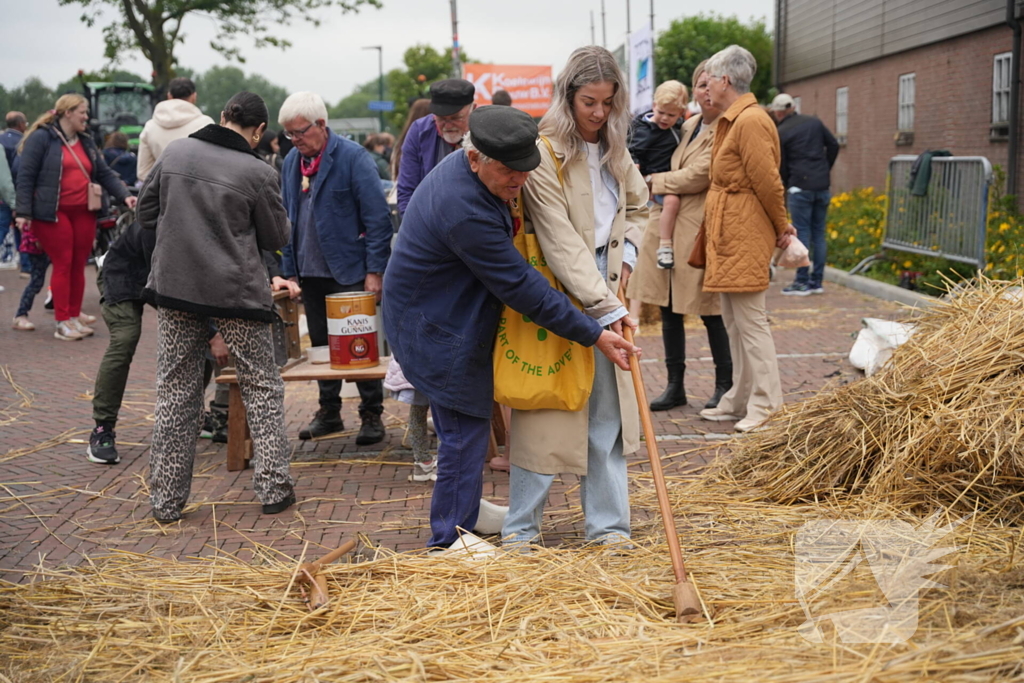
[79, 78, 157, 151]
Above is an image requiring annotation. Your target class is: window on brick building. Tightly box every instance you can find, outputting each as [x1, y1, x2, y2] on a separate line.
[898, 73, 915, 131]
[993, 52, 1012, 124]
[836, 87, 848, 142]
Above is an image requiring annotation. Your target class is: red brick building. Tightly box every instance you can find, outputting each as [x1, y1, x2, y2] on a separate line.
[775, 0, 1022, 198]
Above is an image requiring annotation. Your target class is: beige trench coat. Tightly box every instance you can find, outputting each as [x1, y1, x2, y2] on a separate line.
[509, 136, 648, 476]
[628, 116, 721, 316]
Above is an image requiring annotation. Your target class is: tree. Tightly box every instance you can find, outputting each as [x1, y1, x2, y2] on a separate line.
[3, 78, 58, 123]
[193, 66, 289, 128]
[655, 14, 773, 102]
[58, 0, 382, 89]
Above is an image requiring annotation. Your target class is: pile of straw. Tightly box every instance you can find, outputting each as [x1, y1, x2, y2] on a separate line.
[2, 481, 1023, 682]
[727, 276, 1024, 521]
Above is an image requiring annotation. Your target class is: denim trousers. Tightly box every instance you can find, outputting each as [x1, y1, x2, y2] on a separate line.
[0, 203, 31, 272]
[502, 353, 630, 546]
[427, 403, 492, 547]
[787, 189, 830, 286]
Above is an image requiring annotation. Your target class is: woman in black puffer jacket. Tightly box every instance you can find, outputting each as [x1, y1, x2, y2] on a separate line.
[15, 94, 136, 341]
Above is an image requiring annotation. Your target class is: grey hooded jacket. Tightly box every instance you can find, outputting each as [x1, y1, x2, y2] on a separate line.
[138, 124, 290, 322]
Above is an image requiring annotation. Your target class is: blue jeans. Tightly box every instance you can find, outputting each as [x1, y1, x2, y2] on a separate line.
[0, 203, 31, 272]
[427, 403, 492, 547]
[503, 353, 630, 546]
[787, 189, 830, 287]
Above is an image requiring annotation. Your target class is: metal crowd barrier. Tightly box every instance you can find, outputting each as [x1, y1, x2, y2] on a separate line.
[850, 155, 992, 275]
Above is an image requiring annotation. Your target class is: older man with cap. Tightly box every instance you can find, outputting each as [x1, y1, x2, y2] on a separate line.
[395, 78, 476, 215]
[769, 93, 840, 296]
[384, 106, 639, 549]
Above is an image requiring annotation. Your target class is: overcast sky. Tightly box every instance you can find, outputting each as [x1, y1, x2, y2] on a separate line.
[0, 0, 774, 104]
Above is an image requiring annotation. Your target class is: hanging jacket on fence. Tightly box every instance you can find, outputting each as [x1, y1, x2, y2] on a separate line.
[908, 150, 952, 197]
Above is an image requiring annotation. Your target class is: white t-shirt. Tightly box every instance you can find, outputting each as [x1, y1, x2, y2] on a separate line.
[586, 141, 617, 250]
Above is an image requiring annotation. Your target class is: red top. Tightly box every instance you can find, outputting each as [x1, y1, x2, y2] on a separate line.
[60, 141, 93, 208]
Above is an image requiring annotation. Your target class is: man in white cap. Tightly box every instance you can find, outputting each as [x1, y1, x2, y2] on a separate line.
[769, 93, 840, 296]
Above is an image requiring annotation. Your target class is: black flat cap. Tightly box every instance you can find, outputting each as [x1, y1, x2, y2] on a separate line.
[468, 106, 541, 172]
[429, 79, 476, 116]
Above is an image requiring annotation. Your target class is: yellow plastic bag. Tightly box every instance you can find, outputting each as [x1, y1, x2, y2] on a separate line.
[493, 231, 595, 411]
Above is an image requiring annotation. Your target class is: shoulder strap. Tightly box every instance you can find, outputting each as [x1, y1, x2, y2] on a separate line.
[56, 128, 92, 181]
[538, 135, 564, 187]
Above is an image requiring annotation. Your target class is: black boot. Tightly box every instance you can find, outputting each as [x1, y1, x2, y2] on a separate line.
[703, 315, 733, 409]
[299, 407, 344, 440]
[650, 367, 686, 411]
[356, 410, 385, 445]
[651, 308, 687, 411]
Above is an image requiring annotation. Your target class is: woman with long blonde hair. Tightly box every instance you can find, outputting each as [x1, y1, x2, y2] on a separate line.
[503, 46, 649, 548]
[15, 94, 136, 340]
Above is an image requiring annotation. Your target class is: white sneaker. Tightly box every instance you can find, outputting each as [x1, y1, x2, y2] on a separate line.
[735, 416, 768, 433]
[12, 316, 35, 331]
[69, 318, 95, 336]
[54, 321, 84, 341]
[409, 459, 438, 482]
[699, 407, 742, 422]
[78, 312, 98, 325]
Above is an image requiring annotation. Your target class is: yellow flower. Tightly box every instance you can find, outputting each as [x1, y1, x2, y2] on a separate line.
[849, 236, 856, 244]
[903, 260, 913, 268]
[1000, 222, 1010, 233]
[830, 230, 839, 240]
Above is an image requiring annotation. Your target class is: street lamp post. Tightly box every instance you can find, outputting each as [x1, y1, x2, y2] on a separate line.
[363, 45, 384, 133]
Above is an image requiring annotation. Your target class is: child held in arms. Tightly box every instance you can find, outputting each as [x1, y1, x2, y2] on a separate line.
[628, 80, 689, 269]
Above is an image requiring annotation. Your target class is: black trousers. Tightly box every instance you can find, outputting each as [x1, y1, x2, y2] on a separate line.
[300, 276, 384, 415]
[659, 304, 731, 374]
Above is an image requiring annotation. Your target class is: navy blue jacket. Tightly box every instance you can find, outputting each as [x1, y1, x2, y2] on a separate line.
[104, 147, 138, 187]
[0, 129, 21, 185]
[383, 151, 604, 418]
[15, 123, 130, 222]
[280, 130, 392, 284]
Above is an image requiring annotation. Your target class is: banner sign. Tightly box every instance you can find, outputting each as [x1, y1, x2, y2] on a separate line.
[463, 64, 554, 117]
[629, 22, 655, 116]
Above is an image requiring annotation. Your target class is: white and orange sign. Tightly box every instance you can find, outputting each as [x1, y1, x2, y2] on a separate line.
[463, 64, 553, 117]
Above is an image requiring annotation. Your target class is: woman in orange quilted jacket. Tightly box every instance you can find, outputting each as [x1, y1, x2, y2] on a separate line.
[698, 45, 796, 433]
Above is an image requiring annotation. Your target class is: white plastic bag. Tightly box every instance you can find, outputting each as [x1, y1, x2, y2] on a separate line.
[773, 236, 811, 269]
[848, 318, 915, 376]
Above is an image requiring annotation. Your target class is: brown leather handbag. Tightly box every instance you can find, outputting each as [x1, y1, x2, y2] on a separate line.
[687, 222, 707, 269]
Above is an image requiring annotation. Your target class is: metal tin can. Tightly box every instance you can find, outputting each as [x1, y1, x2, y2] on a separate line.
[325, 292, 379, 369]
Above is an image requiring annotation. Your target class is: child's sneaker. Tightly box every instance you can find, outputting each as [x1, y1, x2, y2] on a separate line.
[409, 459, 438, 482]
[656, 245, 675, 269]
[87, 425, 120, 464]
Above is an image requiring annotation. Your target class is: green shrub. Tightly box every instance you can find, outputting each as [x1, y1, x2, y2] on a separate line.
[824, 176, 1024, 293]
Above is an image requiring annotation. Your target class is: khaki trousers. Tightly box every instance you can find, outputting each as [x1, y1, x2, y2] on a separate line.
[715, 290, 783, 424]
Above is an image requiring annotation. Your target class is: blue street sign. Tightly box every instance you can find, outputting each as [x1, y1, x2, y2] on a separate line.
[368, 100, 395, 112]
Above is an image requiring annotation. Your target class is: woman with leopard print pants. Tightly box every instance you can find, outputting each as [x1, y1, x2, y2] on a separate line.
[137, 91, 295, 522]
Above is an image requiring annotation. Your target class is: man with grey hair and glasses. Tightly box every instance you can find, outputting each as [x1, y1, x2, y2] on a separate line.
[278, 91, 392, 445]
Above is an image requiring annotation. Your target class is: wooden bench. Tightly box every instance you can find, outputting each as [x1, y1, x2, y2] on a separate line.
[215, 289, 510, 472]
[216, 358, 388, 471]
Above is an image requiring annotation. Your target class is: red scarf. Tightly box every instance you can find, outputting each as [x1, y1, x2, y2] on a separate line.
[300, 149, 324, 192]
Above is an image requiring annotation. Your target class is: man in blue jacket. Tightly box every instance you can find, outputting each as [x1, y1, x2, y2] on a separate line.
[1, 112, 29, 274]
[278, 92, 392, 444]
[384, 106, 638, 549]
[395, 79, 475, 215]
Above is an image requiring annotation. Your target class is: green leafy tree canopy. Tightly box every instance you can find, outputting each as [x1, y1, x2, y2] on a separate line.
[655, 13, 773, 102]
[194, 65, 289, 129]
[58, 0, 382, 89]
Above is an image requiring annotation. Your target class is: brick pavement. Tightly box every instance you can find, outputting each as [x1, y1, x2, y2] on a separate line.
[0, 265, 902, 583]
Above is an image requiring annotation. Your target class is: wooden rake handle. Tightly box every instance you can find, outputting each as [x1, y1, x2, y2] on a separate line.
[617, 298, 689, 585]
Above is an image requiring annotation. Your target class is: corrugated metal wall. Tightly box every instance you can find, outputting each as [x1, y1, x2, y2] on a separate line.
[779, 0, 1005, 82]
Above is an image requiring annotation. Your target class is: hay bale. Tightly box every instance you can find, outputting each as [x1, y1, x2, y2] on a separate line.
[725, 276, 1024, 521]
